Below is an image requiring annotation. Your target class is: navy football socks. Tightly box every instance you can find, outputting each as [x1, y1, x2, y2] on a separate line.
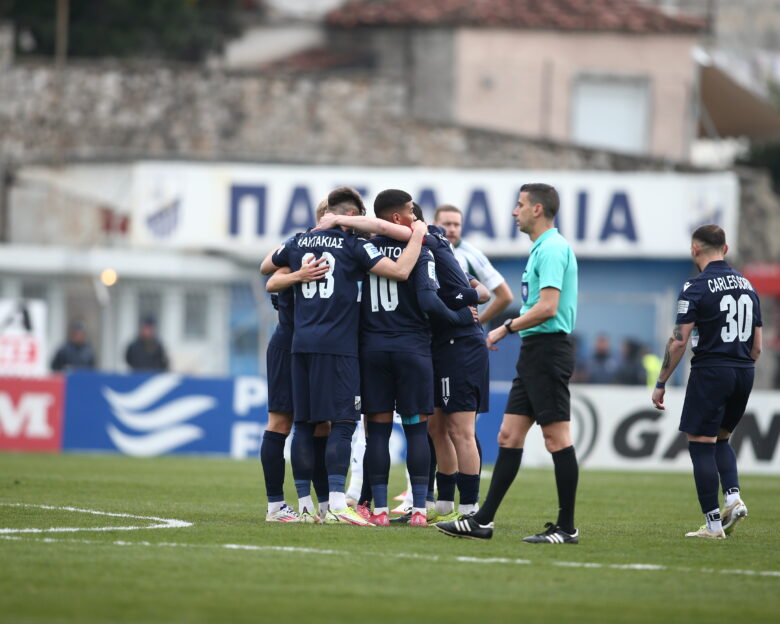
[312, 434, 329, 505]
[427, 434, 437, 503]
[689, 441, 720, 514]
[715, 438, 739, 494]
[403, 421, 431, 509]
[326, 420, 357, 494]
[436, 471, 457, 505]
[291, 422, 315, 499]
[358, 451, 372, 504]
[456, 472, 480, 506]
[260, 430, 287, 503]
[366, 421, 393, 509]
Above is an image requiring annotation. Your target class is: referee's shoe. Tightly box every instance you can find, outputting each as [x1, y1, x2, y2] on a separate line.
[435, 515, 493, 540]
[522, 522, 579, 544]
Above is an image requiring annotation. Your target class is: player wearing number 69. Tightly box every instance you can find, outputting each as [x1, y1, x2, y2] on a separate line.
[266, 186, 428, 526]
[651, 224, 762, 540]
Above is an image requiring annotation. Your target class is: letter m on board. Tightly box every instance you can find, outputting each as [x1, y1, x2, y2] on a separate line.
[0, 393, 54, 438]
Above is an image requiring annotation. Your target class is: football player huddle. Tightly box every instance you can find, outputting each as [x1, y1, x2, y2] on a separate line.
[260, 186, 489, 528]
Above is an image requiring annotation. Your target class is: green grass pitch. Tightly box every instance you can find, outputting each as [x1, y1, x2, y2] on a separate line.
[1, 453, 778, 623]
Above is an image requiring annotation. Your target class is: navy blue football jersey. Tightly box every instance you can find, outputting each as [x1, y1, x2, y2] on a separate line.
[360, 235, 438, 356]
[425, 225, 483, 344]
[272, 228, 384, 356]
[676, 260, 762, 368]
[268, 289, 294, 351]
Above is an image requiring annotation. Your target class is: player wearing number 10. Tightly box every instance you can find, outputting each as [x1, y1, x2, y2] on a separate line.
[359, 190, 478, 527]
[268, 187, 427, 526]
[652, 225, 762, 539]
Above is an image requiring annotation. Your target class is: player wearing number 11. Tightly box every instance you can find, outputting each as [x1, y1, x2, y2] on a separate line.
[652, 225, 762, 539]
[268, 186, 427, 526]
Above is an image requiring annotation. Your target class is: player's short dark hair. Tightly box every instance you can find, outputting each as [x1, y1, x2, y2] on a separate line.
[374, 189, 412, 218]
[434, 204, 461, 222]
[692, 224, 726, 250]
[412, 202, 425, 223]
[327, 186, 366, 216]
[520, 183, 559, 219]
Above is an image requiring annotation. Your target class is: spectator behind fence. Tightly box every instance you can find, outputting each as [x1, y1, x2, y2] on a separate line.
[586, 334, 617, 384]
[614, 338, 647, 385]
[51, 321, 96, 371]
[125, 316, 169, 372]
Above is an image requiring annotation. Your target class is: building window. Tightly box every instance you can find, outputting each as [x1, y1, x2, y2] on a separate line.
[21, 282, 47, 302]
[571, 75, 651, 154]
[184, 291, 208, 340]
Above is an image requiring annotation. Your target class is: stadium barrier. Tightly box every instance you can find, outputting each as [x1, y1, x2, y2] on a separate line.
[1, 372, 778, 474]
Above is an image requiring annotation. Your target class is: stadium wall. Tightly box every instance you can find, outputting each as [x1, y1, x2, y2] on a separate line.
[2, 373, 778, 475]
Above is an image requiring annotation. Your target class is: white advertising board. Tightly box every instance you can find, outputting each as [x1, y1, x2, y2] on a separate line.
[0, 300, 48, 377]
[511, 385, 780, 475]
[131, 162, 739, 259]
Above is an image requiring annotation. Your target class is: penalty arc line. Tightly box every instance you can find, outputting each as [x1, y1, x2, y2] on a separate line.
[0, 503, 193, 534]
[2, 534, 780, 579]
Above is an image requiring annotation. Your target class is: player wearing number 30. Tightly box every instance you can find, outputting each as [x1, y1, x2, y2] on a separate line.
[652, 225, 762, 539]
[268, 186, 427, 526]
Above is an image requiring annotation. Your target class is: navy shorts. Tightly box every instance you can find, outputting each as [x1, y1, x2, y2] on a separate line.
[505, 333, 574, 425]
[360, 350, 433, 415]
[433, 335, 489, 414]
[266, 344, 293, 413]
[291, 353, 361, 423]
[680, 367, 754, 437]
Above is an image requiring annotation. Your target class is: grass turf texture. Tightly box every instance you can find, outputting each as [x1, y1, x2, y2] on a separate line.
[1, 454, 778, 623]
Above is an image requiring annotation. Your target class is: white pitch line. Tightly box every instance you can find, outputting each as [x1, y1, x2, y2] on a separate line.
[2, 534, 780, 579]
[0, 503, 192, 534]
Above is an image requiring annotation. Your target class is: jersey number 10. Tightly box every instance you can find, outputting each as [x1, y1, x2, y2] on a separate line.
[369, 274, 399, 312]
[720, 294, 753, 343]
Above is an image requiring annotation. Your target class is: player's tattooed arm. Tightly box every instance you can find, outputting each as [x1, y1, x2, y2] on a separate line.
[658, 323, 692, 381]
[652, 322, 693, 410]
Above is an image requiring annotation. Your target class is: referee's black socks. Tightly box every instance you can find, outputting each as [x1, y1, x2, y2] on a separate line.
[473, 447, 523, 525]
[552, 445, 578, 534]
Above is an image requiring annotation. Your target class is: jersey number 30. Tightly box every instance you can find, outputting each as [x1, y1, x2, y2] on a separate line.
[300, 252, 336, 299]
[720, 294, 753, 342]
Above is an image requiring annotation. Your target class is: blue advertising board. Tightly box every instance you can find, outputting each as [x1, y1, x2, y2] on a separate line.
[63, 372, 269, 458]
[61, 370, 511, 463]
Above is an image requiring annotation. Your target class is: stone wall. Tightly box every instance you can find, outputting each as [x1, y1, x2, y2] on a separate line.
[0, 61, 778, 260]
[0, 61, 689, 170]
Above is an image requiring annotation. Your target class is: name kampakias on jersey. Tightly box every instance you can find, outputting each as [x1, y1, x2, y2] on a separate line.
[297, 234, 344, 248]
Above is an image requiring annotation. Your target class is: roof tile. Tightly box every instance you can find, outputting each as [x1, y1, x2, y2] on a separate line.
[327, 0, 706, 34]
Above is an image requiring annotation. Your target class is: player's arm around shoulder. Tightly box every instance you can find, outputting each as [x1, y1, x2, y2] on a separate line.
[260, 248, 279, 275]
[370, 221, 426, 281]
[266, 256, 330, 293]
[260, 235, 298, 275]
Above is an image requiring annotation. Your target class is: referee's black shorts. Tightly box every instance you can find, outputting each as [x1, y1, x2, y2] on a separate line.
[504, 333, 574, 425]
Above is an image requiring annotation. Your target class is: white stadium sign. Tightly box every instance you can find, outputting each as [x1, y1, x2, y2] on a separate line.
[131, 162, 738, 259]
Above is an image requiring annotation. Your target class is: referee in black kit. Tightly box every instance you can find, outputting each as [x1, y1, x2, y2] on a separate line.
[436, 183, 581, 544]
